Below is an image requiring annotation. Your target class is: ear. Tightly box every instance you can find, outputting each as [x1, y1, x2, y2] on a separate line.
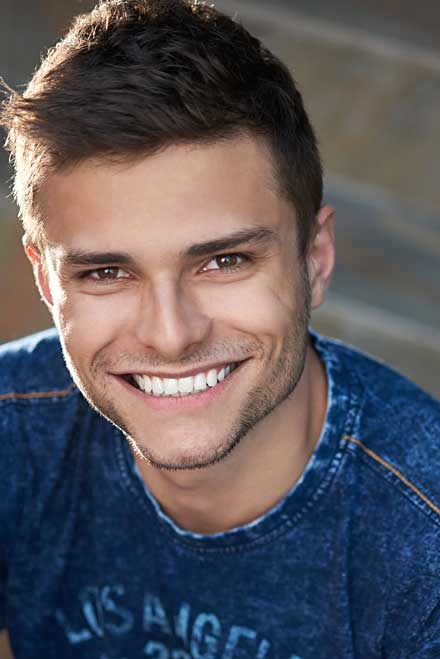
[307, 204, 335, 310]
[23, 239, 54, 308]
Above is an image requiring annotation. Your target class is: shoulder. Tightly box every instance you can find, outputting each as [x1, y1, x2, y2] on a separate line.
[0, 331, 83, 557]
[0, 328, 79, 459]
[0, 328, 74, 401]
[314, 332, 440, 645]
[314, 331, 440, 526]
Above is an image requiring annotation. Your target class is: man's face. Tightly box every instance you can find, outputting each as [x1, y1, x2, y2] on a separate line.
[33, 136, 319, 470]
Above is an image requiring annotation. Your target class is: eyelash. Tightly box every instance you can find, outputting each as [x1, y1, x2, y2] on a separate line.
[77, 253, 252, 283]
[200, 253, 251, 273]
[78, 267, 130, 282]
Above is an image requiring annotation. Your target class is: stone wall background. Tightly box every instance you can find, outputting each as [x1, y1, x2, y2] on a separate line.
[1, 0, 439, 396]
[0, 0, 95, 341]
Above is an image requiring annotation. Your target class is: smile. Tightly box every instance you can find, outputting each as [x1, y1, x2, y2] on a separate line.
[123, 362, 240, 398]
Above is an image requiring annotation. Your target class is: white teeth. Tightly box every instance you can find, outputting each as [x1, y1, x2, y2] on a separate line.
[164, 378, 178, 395]
[152, 376, 164, 396]
[206, 369, 217, 387]
[178, 376, 194, 394]
[133, 374, 144, 390]
[130, 362, 238, 397]
[194, 372, 207, 391]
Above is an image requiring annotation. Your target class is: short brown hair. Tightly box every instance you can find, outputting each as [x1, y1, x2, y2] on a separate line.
[0, 0, 322, 255]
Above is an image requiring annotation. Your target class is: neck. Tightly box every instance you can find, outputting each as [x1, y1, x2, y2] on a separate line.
[134, 344, 328, 535]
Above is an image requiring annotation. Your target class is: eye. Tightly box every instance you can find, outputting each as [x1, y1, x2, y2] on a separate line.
[85, 267, 131, 281]
[200, 253, 248, 272]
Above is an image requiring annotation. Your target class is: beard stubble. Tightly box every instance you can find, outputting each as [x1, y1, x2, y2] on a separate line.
[67, 265, 312, 471]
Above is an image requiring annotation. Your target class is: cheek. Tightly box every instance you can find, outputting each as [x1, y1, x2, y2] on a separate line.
[201, 275, 297, 339]
[53, 290, 138, 363]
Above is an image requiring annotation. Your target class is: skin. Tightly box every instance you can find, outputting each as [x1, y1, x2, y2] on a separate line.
[0, 630, 13, 659]
[26, 135, 335, 535]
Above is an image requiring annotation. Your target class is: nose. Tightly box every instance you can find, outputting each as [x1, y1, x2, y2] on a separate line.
[134, 278, 212, 361]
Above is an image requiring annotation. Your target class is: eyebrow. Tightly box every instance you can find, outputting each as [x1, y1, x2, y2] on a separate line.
[183, 227, 278, 258]
[59, 251, 136, 267]
[59, 227, 278, 267]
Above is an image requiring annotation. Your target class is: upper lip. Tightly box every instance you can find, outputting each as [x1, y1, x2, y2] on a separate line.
[112, 359, 245, 380]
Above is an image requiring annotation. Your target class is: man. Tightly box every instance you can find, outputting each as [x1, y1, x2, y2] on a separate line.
[0, 0, 439, 657]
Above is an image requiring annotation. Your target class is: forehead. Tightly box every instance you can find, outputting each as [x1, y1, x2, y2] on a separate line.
[39, 135, 295, 256]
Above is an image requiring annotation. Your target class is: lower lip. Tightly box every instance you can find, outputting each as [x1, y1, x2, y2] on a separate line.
[113, 362, 246, 412]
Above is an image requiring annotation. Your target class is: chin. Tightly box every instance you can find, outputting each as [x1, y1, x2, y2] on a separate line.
[123, 426, 241, 472]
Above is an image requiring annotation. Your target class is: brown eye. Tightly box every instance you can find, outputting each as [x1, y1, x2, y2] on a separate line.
[216, 254, 240, 268]
[98, 268, 118, 279]
[88, 267, 130, 280]
[201, 254, 247, 272]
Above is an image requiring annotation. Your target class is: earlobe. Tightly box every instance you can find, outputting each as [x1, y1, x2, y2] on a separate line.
[308, 204, 335, 310]
[23, 241, 54, 308]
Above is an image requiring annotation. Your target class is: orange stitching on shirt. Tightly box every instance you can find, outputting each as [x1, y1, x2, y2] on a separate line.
[0, 383, 75, 401]
[343, 434, 440, 517]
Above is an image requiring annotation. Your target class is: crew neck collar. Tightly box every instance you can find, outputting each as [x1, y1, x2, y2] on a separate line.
[114, 330, 359, 553]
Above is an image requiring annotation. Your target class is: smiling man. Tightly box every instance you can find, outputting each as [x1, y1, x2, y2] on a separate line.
[34, 140, 327, 492]
[1, 2, 440, 659]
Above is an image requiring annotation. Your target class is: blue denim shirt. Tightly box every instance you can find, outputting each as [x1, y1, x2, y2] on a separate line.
[1, 328, 440, 659]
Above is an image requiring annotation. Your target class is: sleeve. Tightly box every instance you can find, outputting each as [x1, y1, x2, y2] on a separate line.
[0, 401, 30, 631]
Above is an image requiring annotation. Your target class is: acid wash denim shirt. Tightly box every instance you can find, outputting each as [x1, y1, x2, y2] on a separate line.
[1, 328, 440, 659]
